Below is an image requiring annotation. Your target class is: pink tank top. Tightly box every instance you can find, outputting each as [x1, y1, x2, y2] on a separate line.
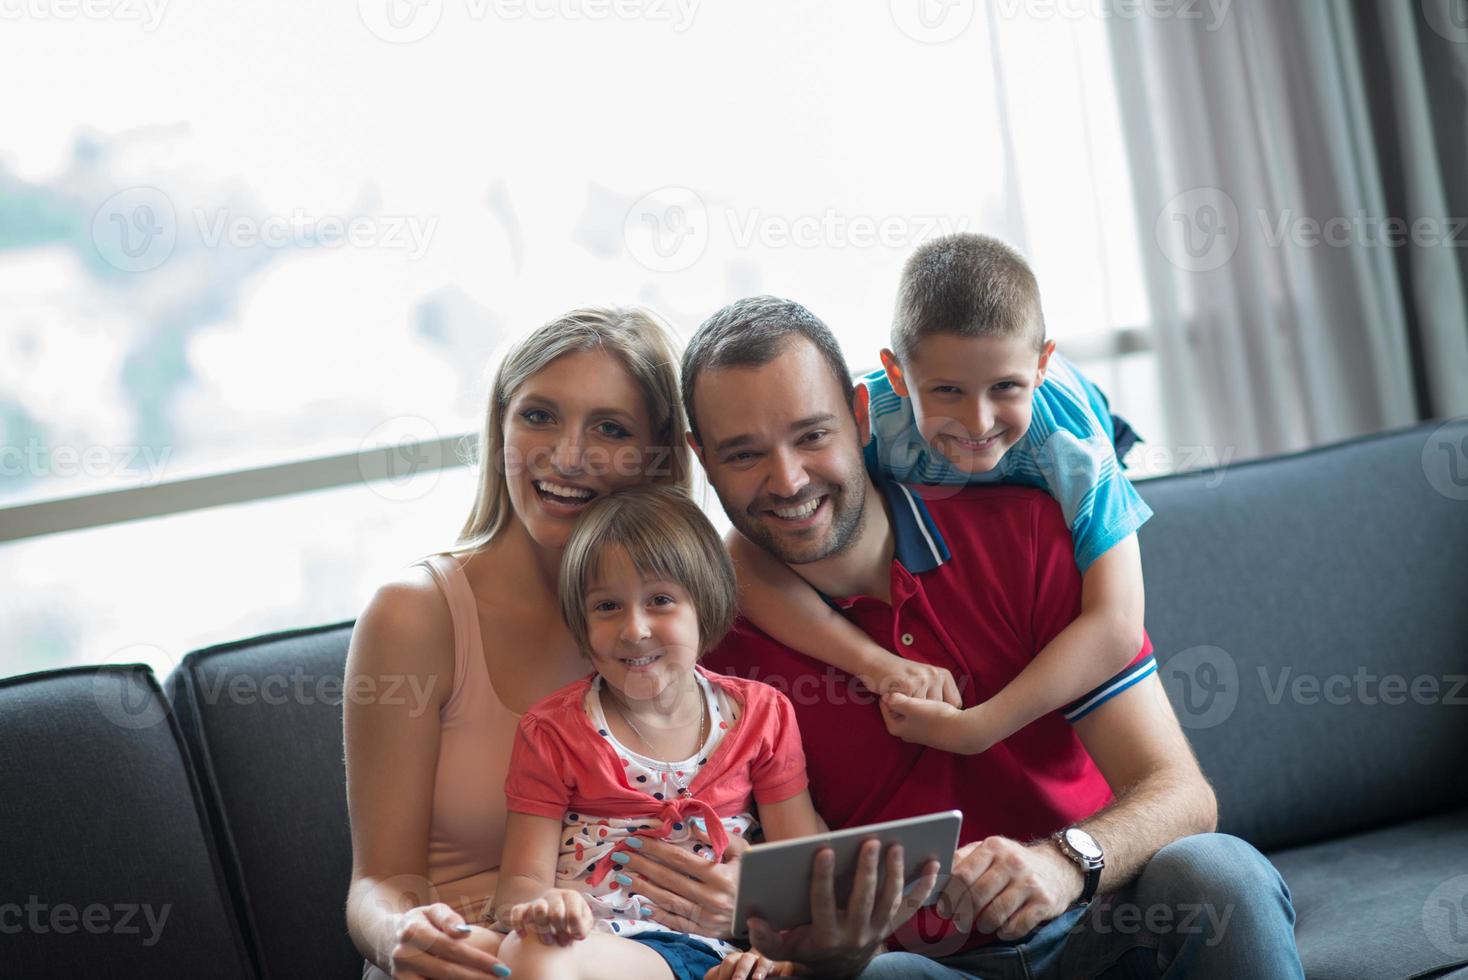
[415, 553, 521, 920]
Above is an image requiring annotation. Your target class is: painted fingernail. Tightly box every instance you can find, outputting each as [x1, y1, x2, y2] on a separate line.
[453, 923, 472, 934]
[624, 836, 643, 849]
[691, 817, 706, 831]
[491, 966, 512, 978]
[615, 873, 634, 886]
[611, 852, 631, 865]
[639, 906, 654, 918]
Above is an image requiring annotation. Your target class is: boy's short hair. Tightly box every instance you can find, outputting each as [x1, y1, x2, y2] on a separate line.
[559, 485, 736, 658]
[682, 295, 856, 445]
[891, 233, 1047, 363]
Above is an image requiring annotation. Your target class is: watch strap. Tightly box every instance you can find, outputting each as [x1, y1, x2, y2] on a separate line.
[1052, 828, 1104, 907]
[1079, 862, 1101, 906]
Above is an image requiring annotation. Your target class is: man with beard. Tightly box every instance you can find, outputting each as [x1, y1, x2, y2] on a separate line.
[620, 296, 1303, 979]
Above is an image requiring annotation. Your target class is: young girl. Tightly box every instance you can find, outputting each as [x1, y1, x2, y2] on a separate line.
[486, 485, 822, 980]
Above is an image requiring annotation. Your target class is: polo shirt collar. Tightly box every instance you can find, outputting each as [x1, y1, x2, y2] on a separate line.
[876, 476, 951, 574]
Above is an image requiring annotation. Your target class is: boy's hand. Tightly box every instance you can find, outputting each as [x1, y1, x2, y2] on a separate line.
[705, 950, 801, 980]
[880, 693, 998, 755]
[506, 888, 594, 946]
[859, 654, 962, 709]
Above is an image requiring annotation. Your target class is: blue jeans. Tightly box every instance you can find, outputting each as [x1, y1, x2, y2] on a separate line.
[857, 834, 1303, 980]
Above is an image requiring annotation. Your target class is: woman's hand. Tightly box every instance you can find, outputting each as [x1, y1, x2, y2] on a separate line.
[506, 888, 595, 947]
[385, 903, 508, 979]
[705, 950, 801, 980]
[622, 820, 750, 938]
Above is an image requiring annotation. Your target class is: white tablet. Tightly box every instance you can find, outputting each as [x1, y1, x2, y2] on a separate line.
[731, 809, 962, 938]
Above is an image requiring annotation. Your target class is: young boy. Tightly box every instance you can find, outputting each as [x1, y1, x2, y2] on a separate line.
[730, 233, 1151, 754]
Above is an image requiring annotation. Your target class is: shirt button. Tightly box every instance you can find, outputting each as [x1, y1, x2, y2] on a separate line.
[900, 633, 915, 647]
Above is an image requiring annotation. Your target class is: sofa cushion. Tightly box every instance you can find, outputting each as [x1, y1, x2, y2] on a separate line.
[1268, 807, 1468, 980]
[166, 621, 360, 980]
[1136, 420, 1468, 852]
[0, 666, 254, 979]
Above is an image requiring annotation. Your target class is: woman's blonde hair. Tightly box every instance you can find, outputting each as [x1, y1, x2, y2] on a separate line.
[558, 485, 737, 658]
[453, 307, 692, 552]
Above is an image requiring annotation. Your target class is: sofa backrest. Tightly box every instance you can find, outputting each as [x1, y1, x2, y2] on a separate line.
[166, 621, 360, 980]
[0, 666, 255, 979]
[1136, 419, 1468, 852]
[121, 419, 1467, 980]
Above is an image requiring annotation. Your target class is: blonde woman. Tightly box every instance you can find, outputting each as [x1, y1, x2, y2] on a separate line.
[346, 309, 707, 980]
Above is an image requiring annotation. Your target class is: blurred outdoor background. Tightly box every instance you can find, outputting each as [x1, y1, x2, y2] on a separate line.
[3, 0, 1466, 679]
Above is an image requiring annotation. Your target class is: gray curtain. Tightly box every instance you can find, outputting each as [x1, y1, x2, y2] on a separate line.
[1106, 0, 1468, 462]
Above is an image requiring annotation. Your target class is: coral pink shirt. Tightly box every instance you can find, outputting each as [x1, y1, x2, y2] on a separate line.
[504, 665, 809, 847]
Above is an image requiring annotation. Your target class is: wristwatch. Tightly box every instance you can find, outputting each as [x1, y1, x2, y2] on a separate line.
[1050, 826, 1104, 907]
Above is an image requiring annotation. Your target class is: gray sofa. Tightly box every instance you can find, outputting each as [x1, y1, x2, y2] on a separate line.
[3, 419, 1467, 979]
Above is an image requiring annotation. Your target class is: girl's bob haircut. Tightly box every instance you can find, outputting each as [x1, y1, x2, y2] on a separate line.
[559, 485, 736, 658]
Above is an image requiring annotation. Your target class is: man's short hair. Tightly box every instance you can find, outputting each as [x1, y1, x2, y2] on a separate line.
[891, 233, 1047, 364]
[681, 295, 856, 444]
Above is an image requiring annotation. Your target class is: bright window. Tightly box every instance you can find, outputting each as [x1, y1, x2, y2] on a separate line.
[0, 1, 1159, 677]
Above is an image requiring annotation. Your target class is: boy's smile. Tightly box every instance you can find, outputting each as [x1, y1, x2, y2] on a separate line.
[883, 331, 1055, 475]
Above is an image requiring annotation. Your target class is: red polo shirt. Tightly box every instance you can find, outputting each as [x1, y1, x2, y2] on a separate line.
[703, 479, 1156, 956]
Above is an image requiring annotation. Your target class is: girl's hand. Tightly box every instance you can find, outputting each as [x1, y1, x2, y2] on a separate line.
[384, 903, 507, 979]
[705, 950, 801, 980]
[622, 819, 749, 938]
[507, 889, 594, 947]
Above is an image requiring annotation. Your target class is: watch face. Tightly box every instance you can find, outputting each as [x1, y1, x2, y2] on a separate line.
[1064, 828, 1103, 861]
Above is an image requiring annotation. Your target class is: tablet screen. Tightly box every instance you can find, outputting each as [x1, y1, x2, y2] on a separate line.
[732, 809, 962, 938]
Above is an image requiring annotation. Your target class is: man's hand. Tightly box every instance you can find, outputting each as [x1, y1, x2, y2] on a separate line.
[936, 837, 1084, 941]
[859, 654, 962, 709]
[880, 693, 1000, 755]
[746, 840, 941, 977]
